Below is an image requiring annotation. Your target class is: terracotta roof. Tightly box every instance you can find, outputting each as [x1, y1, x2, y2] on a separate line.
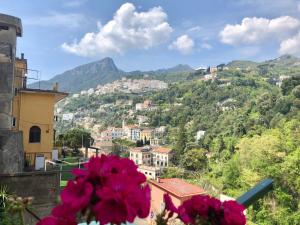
[149, 178, 206, 198]
[152, 147, 172, 154]
[130, 147, 152, 153]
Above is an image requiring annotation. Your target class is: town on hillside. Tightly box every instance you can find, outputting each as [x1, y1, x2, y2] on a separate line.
[1, 3, 300, 225]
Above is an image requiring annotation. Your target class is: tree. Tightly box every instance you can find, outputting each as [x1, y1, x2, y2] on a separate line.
[281, 76, 300, 95]
[180, 148, 208, 171]
[111, 144, 121, 156]
[292, 85, 300, 99]
[58, 128, 93, 152]
[173, 122, 187, 163]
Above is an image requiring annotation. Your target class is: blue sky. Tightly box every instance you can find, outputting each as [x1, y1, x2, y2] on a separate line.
[1, 0, 300, 80]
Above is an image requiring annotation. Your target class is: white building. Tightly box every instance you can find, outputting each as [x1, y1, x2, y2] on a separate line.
[196, 130, 206, 141]
[152, 147, 173, 168]
[138, 165, 161, 180]
[136, 103, 144, 111]
[62, 113, 74, 121]
[138, 115, 149, 125]
[129, 147, 152, 166]
[131, 127, 141, 141]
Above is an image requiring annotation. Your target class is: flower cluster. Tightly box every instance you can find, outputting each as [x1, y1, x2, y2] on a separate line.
[37, 155, 150, 225]
[162, 194, 246, 225]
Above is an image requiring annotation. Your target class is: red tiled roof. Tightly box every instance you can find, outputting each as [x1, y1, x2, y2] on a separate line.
[149, 178, 206, 198]
[130, 147, 151, 153]
[152, 147, 172, 154]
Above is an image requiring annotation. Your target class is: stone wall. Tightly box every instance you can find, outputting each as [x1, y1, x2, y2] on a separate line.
[0, 130, 24, 173]
[0, 171, 60, 225]
[0, 57, 14, 130]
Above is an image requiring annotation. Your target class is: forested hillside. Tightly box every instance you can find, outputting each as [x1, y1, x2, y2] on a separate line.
[145, 72, 300, 224]
[57, 62, 300, 224]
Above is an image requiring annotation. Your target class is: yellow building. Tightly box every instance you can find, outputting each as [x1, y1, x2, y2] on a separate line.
[140, 128, 154, 141]
[12, 56, 67, 168]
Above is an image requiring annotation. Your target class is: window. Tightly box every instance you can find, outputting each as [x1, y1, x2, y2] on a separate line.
[14, 88, 18, 96]
[29, 126, 41, 143]
[12, 117, 16, 127]
[0, 26, 9, 31]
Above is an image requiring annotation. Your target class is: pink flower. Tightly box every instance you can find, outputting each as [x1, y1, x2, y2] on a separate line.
[39, 155, 151, 225]
[93, 175, 150, 224]
[61, 178, 93, 212]
[37, 205, 77, 225]
[221, 201, 246, 225]
[73, 156, 146, 186]
[37, 217, 57, 225]
[163, 193, 178, 217]
[178, 195, 224, 224]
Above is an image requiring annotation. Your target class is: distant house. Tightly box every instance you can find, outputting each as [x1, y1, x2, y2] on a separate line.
[93, 134, 113, 149]
[150, 137, 165, 146]
[138, 165, 161, 180]
[109, 127, 125, 139]
[276, 75, 290, 87]
[131, 127, 141, 141]
[62, 113, 74, 121]
[148, 178, 207, 221]
[209, 67, 218, 73]
[129, 147, 152, 166]
[129, 146, 172, 168]
[195, 130, 206, 141]
[140, 128, 154, 141]
[152, 147, 173, 168]
[135, 103, 144, 111]
[135, 99, 156, 111]
[137, 115, 149, 125]
[154, 126, 167, 137]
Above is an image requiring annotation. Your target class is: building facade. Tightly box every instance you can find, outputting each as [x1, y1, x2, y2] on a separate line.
[0, 13, 67, 171]
[138, 165, 161, 180]
[129, 147, 152, 166]
[152, 147, 173, 168]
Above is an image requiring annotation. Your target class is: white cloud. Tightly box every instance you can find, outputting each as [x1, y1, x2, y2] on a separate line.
[279, 32, 300, 55]
[201, 43, 212, 50]
[220, 16, 300, 45]
[188, 26, 201, 33]
[62, 3, 173, 56]
[63, 0, 87, 8]
[24, 12, 86, 28]
[169, 35, 195, 54]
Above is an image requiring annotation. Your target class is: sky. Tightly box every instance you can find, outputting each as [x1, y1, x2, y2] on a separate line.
[1, 0, 300, 80]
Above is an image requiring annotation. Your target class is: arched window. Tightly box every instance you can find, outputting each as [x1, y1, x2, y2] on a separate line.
[29, 126, 41, 143]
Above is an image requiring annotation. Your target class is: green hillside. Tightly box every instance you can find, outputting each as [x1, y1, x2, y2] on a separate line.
[56, 57, 300, 224]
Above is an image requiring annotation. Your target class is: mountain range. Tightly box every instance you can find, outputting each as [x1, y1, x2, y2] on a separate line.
[29, 55, 300, 93]
[29, 57, 194, 93]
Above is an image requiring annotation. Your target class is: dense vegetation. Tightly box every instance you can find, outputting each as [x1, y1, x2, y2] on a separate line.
[57, 55, 300, 224]
[147, 74, 300, 224]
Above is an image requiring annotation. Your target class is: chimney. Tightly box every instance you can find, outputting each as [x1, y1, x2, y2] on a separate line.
[156, 176, 161, 183]
[53, 82, 58, 91]
[21, 53, 24, 59]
